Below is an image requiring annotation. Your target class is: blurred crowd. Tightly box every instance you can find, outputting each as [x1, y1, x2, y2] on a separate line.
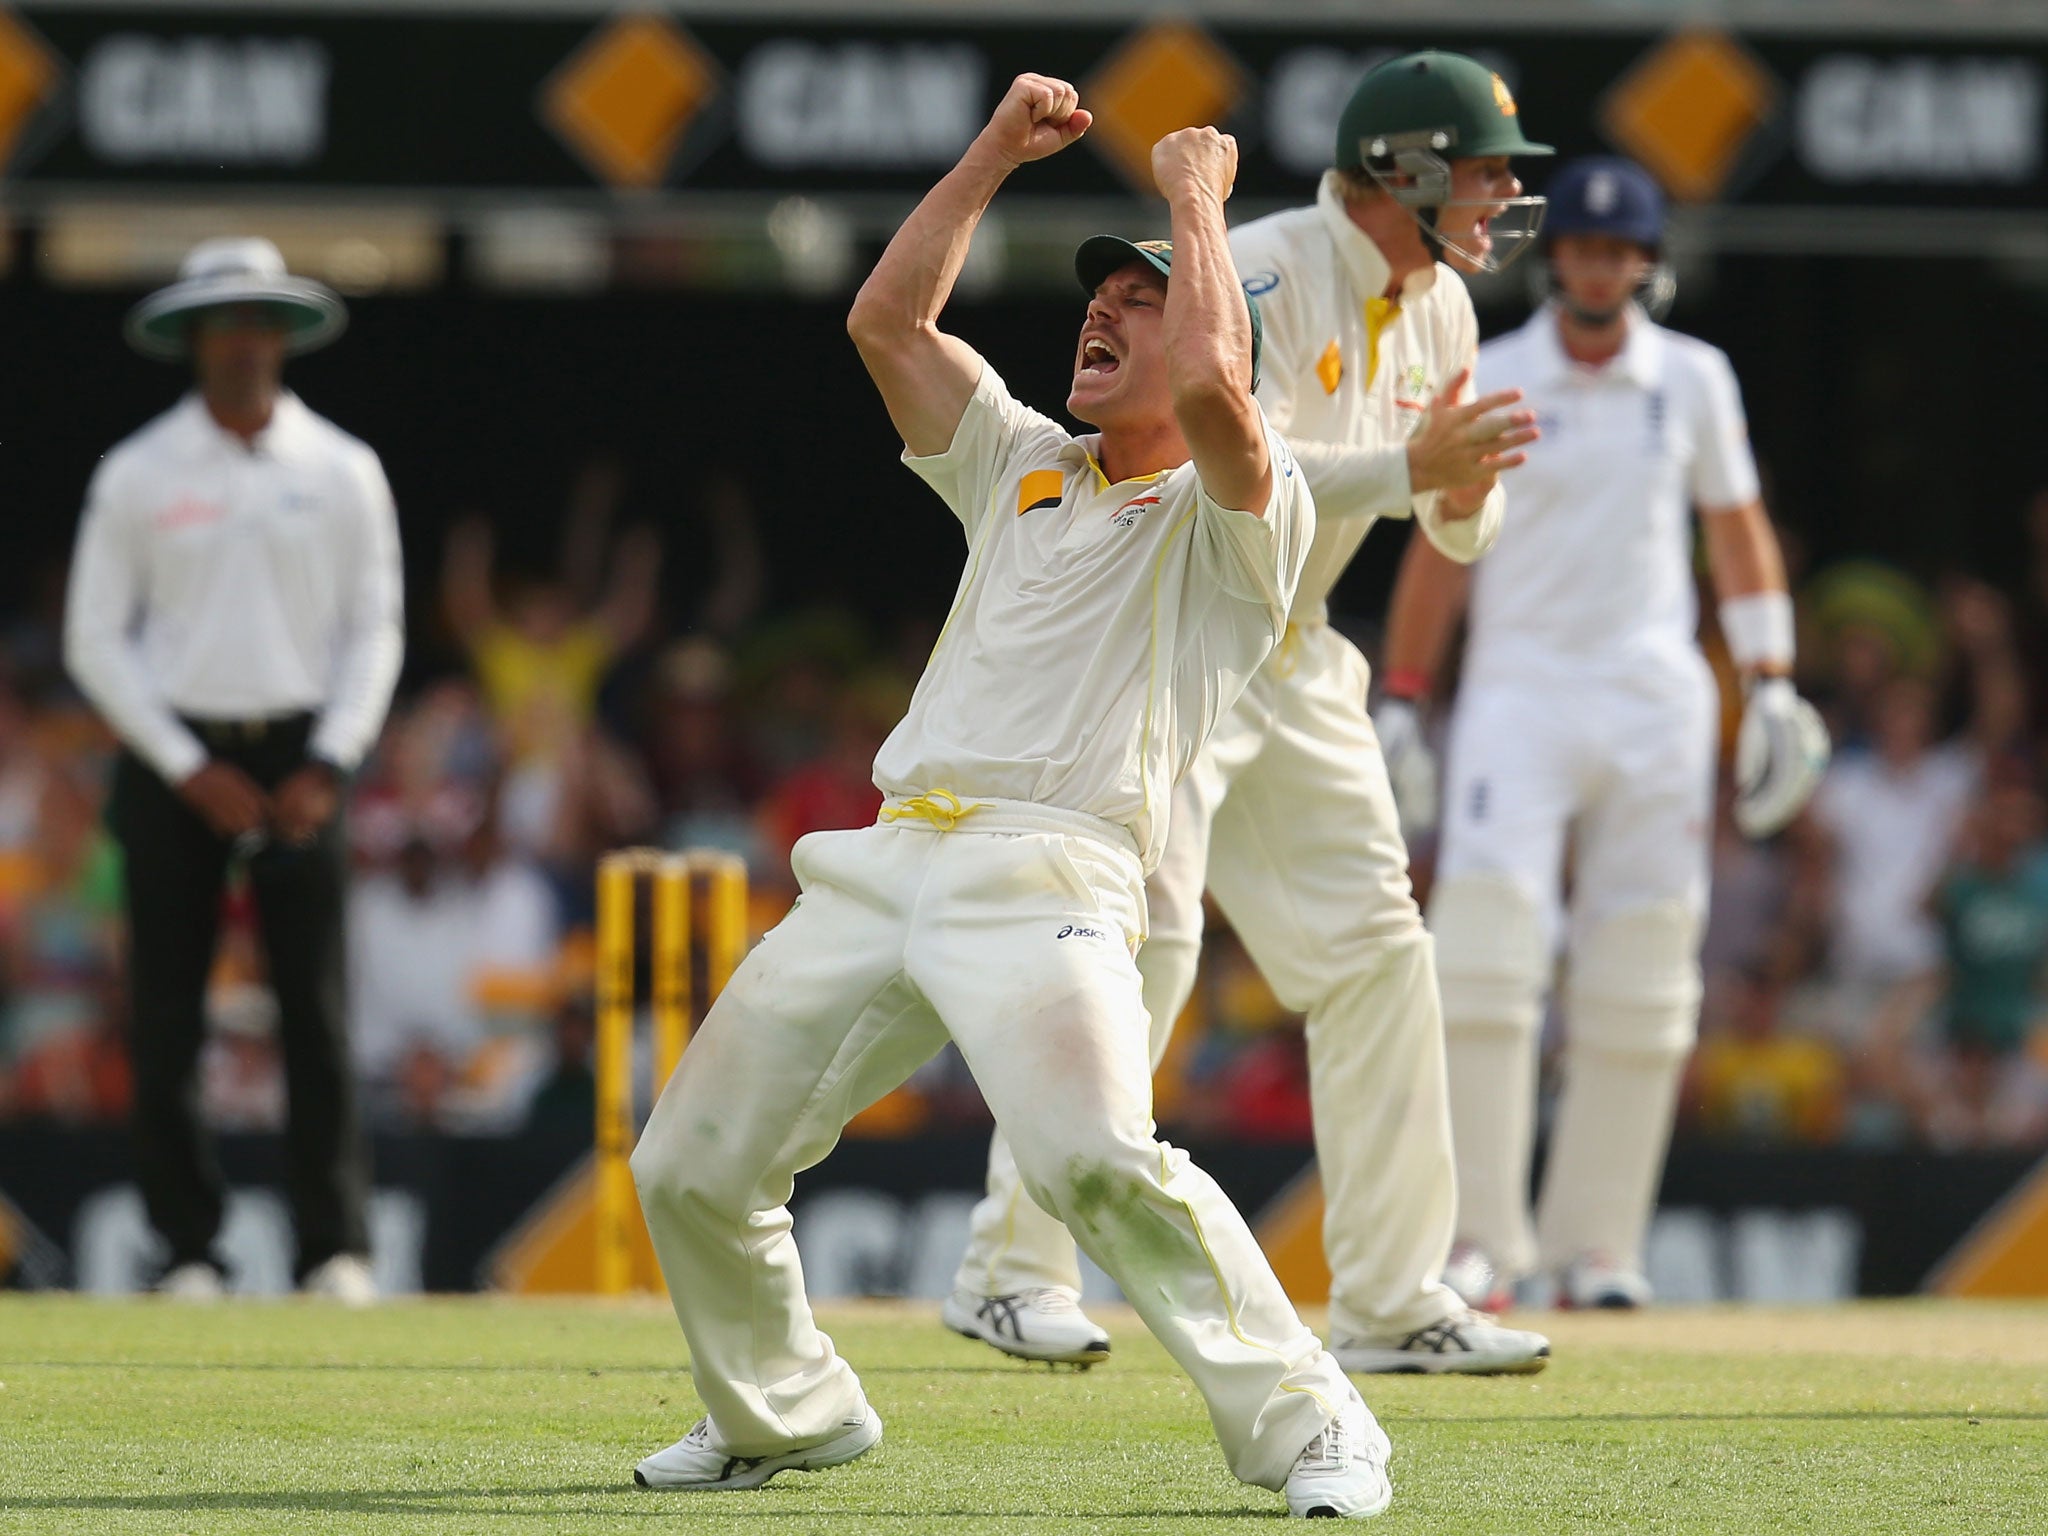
[3, 465, 2048, 1157]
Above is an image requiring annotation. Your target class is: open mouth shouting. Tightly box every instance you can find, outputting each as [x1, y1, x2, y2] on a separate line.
[1076, 333, 1121, 380]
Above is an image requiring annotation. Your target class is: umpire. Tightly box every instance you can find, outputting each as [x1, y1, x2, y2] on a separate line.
[63, 238, 404, 1300]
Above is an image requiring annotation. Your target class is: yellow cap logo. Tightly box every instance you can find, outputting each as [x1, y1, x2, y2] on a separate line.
[1492, 73, 1518, 116]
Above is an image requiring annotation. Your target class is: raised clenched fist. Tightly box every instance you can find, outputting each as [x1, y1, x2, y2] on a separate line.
[1150, 126, 1238, 203]
[978, 74, 1092, 167]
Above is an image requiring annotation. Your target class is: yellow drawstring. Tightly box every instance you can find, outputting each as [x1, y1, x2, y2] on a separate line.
[1274, 623, 1302, 678]
[881, 789, 984, 831]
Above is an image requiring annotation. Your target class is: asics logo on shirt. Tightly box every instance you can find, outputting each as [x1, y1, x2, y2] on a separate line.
[1057, 923, 1110, 942]
[1111, 495, 1161, 529]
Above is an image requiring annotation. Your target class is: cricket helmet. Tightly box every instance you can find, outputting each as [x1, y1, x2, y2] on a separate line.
[1334, 50, 1553, 272]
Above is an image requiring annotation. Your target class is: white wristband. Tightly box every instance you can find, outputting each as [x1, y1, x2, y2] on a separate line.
[1719, 591, 1795, 670]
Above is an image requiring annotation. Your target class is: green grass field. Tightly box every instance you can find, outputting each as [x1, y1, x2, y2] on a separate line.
[1, 1297, 2043, 1533]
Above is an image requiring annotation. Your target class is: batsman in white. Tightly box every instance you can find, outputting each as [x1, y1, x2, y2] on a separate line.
[628, 75, 1394, 1518]
[947, 51, 1551, 1375]
[1378, 157, 1830, 1311]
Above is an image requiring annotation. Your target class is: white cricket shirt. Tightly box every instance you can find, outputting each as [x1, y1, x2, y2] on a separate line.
[1464, 304, 1762, 685]
[64, 391, 405, 782]
[1230, 171, 1506, 624]
[872, 364, 1313, 872]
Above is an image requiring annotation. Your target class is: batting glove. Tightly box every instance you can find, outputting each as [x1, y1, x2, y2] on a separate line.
[1374, 697, 1440, 839]
[1734, 677, 1831, 838]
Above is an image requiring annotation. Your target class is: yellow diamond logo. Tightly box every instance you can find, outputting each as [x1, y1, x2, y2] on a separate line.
[543, 15, 717, 189]
[1085, 20, 1246, 193]
[1602, 30, 1777, 203]
[0, 8, 58, 172]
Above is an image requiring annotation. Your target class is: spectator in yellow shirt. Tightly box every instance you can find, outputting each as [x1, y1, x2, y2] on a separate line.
[442, 458, 661, 764]
[1690, 966, 1846, 1145]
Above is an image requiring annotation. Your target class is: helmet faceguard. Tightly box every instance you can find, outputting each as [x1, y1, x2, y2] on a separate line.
[1355, 126, 1549, 273]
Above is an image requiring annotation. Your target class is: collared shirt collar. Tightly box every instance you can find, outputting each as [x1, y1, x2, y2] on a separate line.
[1315, 170, 1438, 306]
[176, 388, 311, 457]
[1059, 434, 1168, 491]
[1527, 301, 1663, 389]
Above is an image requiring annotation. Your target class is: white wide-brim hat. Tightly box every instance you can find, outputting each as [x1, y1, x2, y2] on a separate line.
[125, 236, 348, 361]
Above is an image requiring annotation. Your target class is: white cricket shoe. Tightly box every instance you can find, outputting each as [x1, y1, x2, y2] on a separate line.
[1559, 1253, 1652, 1310]
[301, 1254, 377, 1306]
[1441, 1242, 1514, 1314]
[941, 1286, 1111, 1365]
[634, 1404, 882, 1491]
[1283, 1386, 1392, 1519]
[156, 1262, 225, 1301]
[1331, 1309, 1550, 1375]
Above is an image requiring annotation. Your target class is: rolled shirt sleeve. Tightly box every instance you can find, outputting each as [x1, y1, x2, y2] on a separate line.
[63, 460, 208, 784]
[902, 363, 1067, 543]
[1416, 477, 1504, 565]
[1189, 420, 1315, 628]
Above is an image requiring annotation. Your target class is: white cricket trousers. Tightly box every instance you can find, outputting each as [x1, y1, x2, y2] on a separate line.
[631, 803, 1350, 1492]
[1433, 660, 1717, 1280]
[956, 625, 1463, 1340]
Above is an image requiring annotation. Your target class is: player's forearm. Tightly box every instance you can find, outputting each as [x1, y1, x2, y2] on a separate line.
[848, 145, 1011, 347]
[1704, 501, 1793, 679]
[1163, 186, 1268, 511]
[1381, 533, 1473, 697]
[1703, 500, 1787, 602]
[1282, 438, 1413, 522]
[1163, 186, 1253, 410]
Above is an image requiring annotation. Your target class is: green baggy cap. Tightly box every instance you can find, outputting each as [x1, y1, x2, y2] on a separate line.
[1335, 50, 1553, 169]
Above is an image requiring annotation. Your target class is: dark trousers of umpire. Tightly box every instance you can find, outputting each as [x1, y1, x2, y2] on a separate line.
[108, 715, 369, 1280]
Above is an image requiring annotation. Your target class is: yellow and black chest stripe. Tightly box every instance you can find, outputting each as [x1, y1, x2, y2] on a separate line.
[1016, 469, 1064, 516]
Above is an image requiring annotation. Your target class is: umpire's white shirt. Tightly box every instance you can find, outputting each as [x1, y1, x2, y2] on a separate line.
[1230, 171, 1506, 623]
[64, 391, 405, 783]
[1465, 304, 1760, 686]
[871, 363, 1313, 874]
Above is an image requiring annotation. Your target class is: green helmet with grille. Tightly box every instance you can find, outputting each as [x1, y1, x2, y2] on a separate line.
[1334, 51, 1554, 272]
